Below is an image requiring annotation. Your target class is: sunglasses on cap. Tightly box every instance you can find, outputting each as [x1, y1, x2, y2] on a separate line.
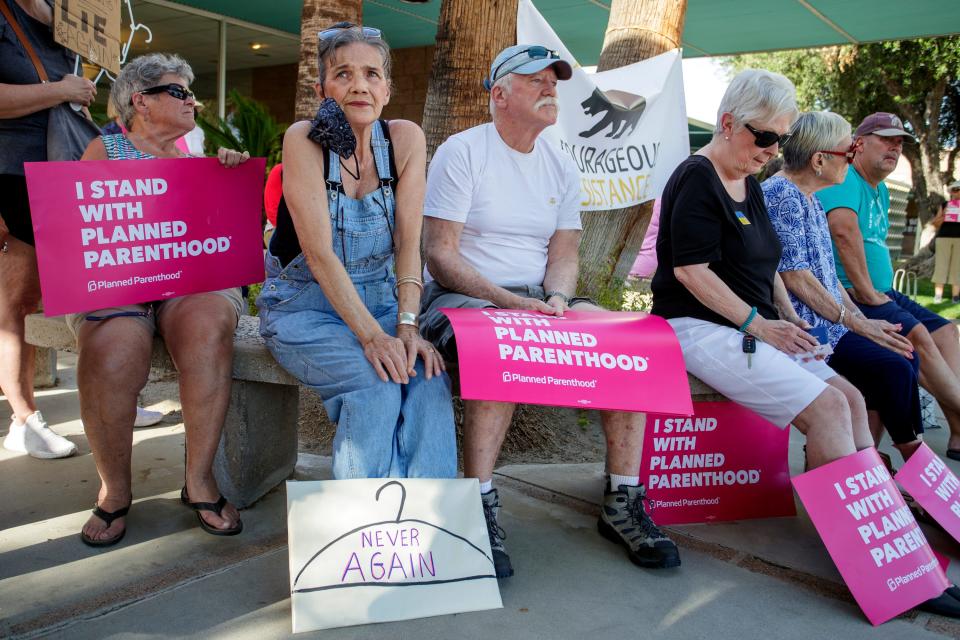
[134, 83, 194, 103]
[817, 141, 861, 165]
[318, 24, 382, 41]
[744, 123, 791, 149]
[489, 46, 560, 85]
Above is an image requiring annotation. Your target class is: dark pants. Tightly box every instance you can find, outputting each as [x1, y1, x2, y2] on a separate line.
[828, 331, 922, 444]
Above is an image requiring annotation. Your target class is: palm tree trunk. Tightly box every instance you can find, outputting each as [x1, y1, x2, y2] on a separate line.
[294, 1, 363, 121]
[422, 0, 518, 158]
[578, 0, 687, 299]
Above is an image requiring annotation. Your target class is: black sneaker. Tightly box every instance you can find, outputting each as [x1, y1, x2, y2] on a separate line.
[481, 489, 514, 578]
[598, 483, 680, 569]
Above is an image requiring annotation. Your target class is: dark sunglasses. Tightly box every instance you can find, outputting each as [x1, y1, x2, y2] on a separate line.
[818, 141, 860, 165]
[744, 123, 791, 148]
[134, 83, 194, 102]
[487, 46, 559, 88]
[318, 25, 382, 41]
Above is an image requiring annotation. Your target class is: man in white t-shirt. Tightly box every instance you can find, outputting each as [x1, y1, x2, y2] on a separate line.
[420, 45, 680, 579]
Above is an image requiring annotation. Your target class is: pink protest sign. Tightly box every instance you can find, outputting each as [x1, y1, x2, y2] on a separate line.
[793, 448, 948, 625]
[945, 200, 960, 223]
[895, 443, 960, 543]
[441, 309, 692, 415]
[639, 402, 794, 525]
[24, 158, 266, 316]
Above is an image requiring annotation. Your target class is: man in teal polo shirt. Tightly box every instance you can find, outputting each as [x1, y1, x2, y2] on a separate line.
[820, 112, 960, 460]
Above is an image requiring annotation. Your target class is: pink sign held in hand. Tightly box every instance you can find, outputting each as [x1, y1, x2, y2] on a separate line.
[792, 448, 948, 625]
[24, 158, 266, 316]
[639, 402, 794, 525]
[441, 309, 692, 415]
[895, 443, 960, 544]
[945, 200, 960, 223]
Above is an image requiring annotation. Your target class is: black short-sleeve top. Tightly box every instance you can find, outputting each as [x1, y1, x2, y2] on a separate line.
[651, 155, 782, 327]
[0, 0, 74, 175]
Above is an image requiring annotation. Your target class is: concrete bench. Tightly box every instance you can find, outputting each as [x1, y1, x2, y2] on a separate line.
[24, 313, 299, 509]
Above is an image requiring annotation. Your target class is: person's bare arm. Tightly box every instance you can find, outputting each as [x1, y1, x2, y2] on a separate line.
[0, 75, 96, 119]
[282, 121, 408, 383]
[827, 207, 889, 305]
[779, 269, 842, 325]
[542, 229, 581, 314]
[674, 263, 817, 354]
[423, 217, 556, 314]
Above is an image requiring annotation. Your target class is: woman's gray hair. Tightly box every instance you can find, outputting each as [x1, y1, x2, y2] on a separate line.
[714, 69, 798, 136]
[317, 25, 392, 88]
[111, 53, 194, 128]
[782, 111, 852, 172]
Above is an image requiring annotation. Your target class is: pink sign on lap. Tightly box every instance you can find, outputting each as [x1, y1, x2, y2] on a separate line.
[792, 448, 948, 625]
[895, 443, 960, 543]
[639, 402, 794, 525]
[24, 158, 266, 316]
[441, 309, 692, 415]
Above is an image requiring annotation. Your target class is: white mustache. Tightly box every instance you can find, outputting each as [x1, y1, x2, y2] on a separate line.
[534, 97, 559, 110]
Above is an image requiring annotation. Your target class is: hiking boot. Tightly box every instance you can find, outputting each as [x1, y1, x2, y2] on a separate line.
[598, 483, 680, 569]
[3, 411, 77, 459]
[481, 489, 514, 578]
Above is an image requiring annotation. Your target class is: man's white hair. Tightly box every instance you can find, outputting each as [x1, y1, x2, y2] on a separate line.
[488, 73, 513, 118]
[714, 68, 798, 137]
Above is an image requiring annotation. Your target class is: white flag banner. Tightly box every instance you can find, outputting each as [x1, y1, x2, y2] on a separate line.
[517, 0, 690, 212]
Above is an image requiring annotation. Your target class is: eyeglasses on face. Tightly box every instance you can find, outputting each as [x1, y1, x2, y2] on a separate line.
[817, 142, 861, 165]
[318, 25, 382, 41]
[744, 122, 791, 148]
[134, 83, 194, 103]
[490, 46, 559, 84]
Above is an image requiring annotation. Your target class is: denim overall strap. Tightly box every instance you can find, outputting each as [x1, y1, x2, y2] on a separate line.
[370, 120, 394, 188]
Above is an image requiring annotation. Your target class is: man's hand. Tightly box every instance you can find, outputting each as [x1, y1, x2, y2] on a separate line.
[217, 148, 250, 168]
[545, 294, 569, 316]
[56, 74, 96, 106]
[848, 288, 891, 307]
[514, 296, 560, 316]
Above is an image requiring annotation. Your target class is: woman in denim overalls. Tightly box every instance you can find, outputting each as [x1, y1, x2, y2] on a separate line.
[257, 24, 455, 479]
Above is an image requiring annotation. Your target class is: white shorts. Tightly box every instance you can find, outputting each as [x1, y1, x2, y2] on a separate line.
[669, 317, 836, 429]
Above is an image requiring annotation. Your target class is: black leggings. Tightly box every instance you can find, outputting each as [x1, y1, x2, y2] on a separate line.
[0, 174, 35, 246]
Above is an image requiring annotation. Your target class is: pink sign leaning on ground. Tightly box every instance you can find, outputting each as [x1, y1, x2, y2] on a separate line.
[639, 402, 794, 525]
[441, 309, 692, 415]
[24, 158, 266, 316]
[895, 443, 960, 544]
[793, 448, 948, 625]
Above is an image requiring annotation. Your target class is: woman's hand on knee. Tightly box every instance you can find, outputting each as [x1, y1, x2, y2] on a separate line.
[751, 317, 818, 355]
[397, 325, 445, 381]
[363, 331, 409, 384]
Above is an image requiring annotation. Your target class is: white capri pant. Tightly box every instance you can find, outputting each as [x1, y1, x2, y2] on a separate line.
[669, 317, 836, 428]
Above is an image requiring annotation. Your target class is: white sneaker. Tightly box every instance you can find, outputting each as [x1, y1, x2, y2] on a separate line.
[134, 406, 164, 428]
[3, 411, 77, 459]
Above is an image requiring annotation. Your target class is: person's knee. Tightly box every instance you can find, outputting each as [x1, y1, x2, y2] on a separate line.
[808, 386, 851, 427]
[78, 331, 150, 394]
[934, 321, 960, 342]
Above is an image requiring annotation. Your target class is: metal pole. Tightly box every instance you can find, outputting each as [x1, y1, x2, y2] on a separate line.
[218, 19, 227, 120]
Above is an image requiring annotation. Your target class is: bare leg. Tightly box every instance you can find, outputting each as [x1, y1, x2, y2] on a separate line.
[935, 284, 945, 300]
[601, 411, 644, 476]
[791, 386, 856, 469]
[0, 236, 41, 421]
[77, 317, 151, 542]
[893, 440, 923, 462]
[159, 294, 240, 531]
[826, 375, 872, 450]
[911, 323, 960, 449]
[462, 400, 516, 481]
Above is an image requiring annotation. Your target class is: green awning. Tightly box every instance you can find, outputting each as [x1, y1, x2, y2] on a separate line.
[167, 0, 960, 63]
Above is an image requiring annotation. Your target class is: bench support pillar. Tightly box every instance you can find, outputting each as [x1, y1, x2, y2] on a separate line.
[214, 379, 299, 509]
[33, 347, 58, 389]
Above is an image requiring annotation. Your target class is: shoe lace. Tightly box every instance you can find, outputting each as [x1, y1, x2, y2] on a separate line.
[626, 489, 664, 539]
[482, 499, 507, 546]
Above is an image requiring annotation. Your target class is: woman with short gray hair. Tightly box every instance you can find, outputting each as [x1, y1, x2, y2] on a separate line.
[652, 70, 872, 471]
[73, 53, 250, 546]
[764, 111, 926, 464]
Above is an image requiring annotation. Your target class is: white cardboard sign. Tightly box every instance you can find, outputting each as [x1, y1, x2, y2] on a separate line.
[287, 479, 503, 633]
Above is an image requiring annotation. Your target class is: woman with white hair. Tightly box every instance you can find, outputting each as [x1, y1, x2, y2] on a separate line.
[764, 111, 928, 463]
[72, 53, 249, 546]
[651, 69, 873, 469]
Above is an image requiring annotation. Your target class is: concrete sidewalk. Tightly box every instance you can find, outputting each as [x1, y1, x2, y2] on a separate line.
[2, 354, 960, 639]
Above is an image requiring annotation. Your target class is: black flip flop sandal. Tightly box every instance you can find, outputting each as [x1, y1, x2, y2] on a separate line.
[80, 503, 130, 547]
[180, 486, 243, 536]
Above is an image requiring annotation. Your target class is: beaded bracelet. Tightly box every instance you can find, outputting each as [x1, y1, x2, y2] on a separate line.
[739, 306, 758, 333]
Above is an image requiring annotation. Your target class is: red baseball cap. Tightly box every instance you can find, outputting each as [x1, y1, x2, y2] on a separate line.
[854, 112, 915, 140]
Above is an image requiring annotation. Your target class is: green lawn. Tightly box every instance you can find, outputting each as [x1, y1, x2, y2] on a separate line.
[910, 277, 960, 320]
